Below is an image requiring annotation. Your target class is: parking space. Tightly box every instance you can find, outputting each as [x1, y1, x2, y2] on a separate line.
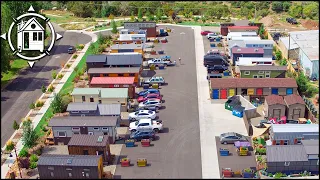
[114, 25, 202, 179]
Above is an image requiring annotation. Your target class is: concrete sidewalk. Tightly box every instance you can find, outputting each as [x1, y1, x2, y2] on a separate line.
[1, 31, 97, 179]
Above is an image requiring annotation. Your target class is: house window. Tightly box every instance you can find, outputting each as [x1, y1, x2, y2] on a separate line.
[38, 32, 42, 41]
[297, 137, 303, 144]
[259, 75, 264, 78]
[73, 132, 80, 135]
[90, 98, 94, 102]
[102, 127, 108, 131]
[253, 75, 258, 78]
[122, 42, 127, 44]
[72, 127, 80, 131]
[284, 162, 290, 166]
[258, 71, 264, 74]
[118, 74, 124, 77]
[265, 71, 271, 74]
[50, 172, 54, 177]
[71, 111, 79, 113]
[58, 131, 66, 137]
[83, 150, 89, 155]
[99, 100, 102, 104]
[275, 140, 281, 145]
[33, 32, 38, 41]
[244, 71, 250, 75]
[82, 96, 86, 102]
[81, 111, 89, 113]
[88, 132, 94, 135]
[283, 140, 289, 145]
[93, 127, 100, 131]
[265, 74, 270, 78]
[66, 168, 72, 171]
[123, 84, 130, 88]
[129, 73, 135, 76]
[48, 167, 54, 170]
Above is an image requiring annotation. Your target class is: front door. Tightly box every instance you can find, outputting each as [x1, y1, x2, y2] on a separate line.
[24, 32, 29, 49]
[293, 109, 301, 119]
[80, 127, 88, 134]
[273, 109, 281, 119]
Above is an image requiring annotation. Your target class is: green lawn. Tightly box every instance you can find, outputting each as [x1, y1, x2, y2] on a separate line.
[178, 21, 220, 26]
[93, 21, 125, 31]
[19, 41, 99, 156]
[1, 59, 28, 87]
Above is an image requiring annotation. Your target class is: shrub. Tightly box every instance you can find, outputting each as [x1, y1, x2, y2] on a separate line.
[30, 154, 39, 162]
[74, 66, 79, 72]
[268, 173, 273, 177]
[84, 75, 89, 81]
[66, 64, 71, 68]
[305, 85, 319, 98]
[41, 125, 48, 132]
[275, 50, 282, 61]
[19, 148, 29, 157]
[13, 120, 20, 130]
[41, 85, 46, 93]
[29, 102, 35, 109]
[58, 73, 64, 79]
[51, 70, 57, 79]
[35, 100, 44, 107]
[47, 85, 54, 93]
[6, 140, 15, 151]
[73, 76, 80, 83]
[256, 148, 267, 155]
[30, 162, 37, 169]
[72, 54, 78, 59]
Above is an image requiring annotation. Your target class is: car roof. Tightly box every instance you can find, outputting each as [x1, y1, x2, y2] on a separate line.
[146, 99, 161, 102]
[147, 93, 159, 96]
[138, 110, 151, 113]
[139, 118, 152, 123]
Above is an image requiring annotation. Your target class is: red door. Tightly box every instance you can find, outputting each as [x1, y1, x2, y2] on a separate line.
[256, 88, 263, 95]
[220, 89, 227, 99]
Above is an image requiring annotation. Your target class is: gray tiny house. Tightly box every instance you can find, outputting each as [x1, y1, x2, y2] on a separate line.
[264, 95, 286, 119]
[284, 94, 306, 120]
[67, 103, 121, 117]
[269, 124, 319, 145]
[266, 140, 319, 175]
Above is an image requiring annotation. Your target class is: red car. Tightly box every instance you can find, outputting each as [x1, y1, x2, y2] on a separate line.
[137, 93, 162, 103]
[201, 31, 213, 36]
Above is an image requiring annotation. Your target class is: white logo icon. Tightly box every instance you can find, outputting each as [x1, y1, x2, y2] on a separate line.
[1, 5, 63, 68]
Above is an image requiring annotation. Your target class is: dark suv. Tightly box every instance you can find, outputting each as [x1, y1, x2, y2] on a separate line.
[286, 17, 298, 24]
[130, 131, 156, 141]
[207, 65, 228, 73]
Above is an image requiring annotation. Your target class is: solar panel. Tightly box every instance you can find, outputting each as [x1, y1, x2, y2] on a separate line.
[97, 136, 104, 142]
[67, 159, 73, 164]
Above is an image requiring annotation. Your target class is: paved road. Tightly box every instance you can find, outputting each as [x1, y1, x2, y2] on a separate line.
[114, 25, 202, 178]
[1, 23, 92, 147]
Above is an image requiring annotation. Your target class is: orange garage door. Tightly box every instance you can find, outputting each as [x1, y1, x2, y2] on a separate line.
[220, 89, 227, 99]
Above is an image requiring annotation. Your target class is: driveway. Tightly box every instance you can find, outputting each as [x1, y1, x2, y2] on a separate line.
[1, 23, 92, 147]
[114, 25, 202, 178]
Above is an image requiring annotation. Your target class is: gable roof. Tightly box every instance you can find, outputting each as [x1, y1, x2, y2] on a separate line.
[66, 102, 98, 112]
[284, 94, 305, 106]
[38, 155, 101, 167]
[238, 65, 287, 71]
[90, 77, 135, 85]
[210, 78, 297, 89]
[49, 116, 118, 127]
[88, 67, 141, 74]
[98, 104, 121, 115]
[100, 88, 128, 98]
[266, 145, 308, 162]
[265, 95, 285, 106]
[71, 88, 100, 96]
[86, 55, 107, 63]
[18, 18, 44, 32]
[106, 53, 143, 66]
[68, 135, 109, 147]
[231, 47, 264, 54]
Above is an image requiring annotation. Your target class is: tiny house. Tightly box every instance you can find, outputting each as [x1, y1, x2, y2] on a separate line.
[264, 95, 286, 119]
[110, 44, 144, 54]
[284, 94, 306, 120]
[87, 67, 141, 83]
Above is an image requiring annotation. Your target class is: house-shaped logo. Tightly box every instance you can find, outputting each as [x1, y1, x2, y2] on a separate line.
[17, 17, 44, 53]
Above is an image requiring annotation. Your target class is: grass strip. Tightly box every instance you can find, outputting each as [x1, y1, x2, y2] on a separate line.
[1, 59, 28, 87]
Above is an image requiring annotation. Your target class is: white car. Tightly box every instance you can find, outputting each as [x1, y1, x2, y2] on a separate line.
[138, 99, 162, 109]
[207, 33, 223, 39]
[147, 59, 169, 66]
[128, 110, 157, 121]
[129, 118, 163, 133]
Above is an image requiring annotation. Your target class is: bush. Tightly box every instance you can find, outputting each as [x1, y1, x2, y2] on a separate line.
[76, 44, 85, 50]
[73, 54, 78, 59]
[41, 125, 48, 132]
[66, 64, 71, 68]
[74, 66, 79, 72]
[84, 17, 96, 22]
[305, 85, 319, 98]
[13, 120, 20, 130]
[6, 140, 15, 151]
[19, 157, 30, 169]
[47, 85, 54, 93]
[51, 70, 57, 79]
[19, 148, 29, 157]
[58, 73, 64, 79]
[30, 162, 37, 169]
[275, 50, 282, 60]
[84, 75, 89, 81]
[35, 100, 44, 107]
[256, 148, 267, 155]
[30, 154, 39, 162]
[29, 102, 35, 109]
[41, 85, 46, 93]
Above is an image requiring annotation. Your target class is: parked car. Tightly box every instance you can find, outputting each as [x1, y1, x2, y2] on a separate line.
[207, 65, 228, 73]
[201, 31, 213, 36]
[204, 55, 229, 67]
[219, 132, 248, 144]
[148, 58, 170, 66]
[138, 99, 162, 110]
[128, 110, 157, 121]
[160, 55, 171, 61]
[137, 93, 162, 103]
[129, 118, 163, 133]
[144, 76, 165, 85]
[137, 89, 160, 96]
[130, 131, 156, 141]
[286, 17, 298, 24]
[68, 47, 75, 54]
[207, 33, 223, 39]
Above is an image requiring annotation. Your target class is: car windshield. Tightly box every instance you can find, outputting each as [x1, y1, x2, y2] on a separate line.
[148, 110, 153, 114]
[135, 112, 139, 115]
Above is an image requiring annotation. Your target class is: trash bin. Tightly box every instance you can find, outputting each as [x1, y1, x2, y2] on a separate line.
[210, 43, 216, 47]
[150, 65, 156, 71]
[120, 158, 130, 167]
[137, 158, 147, 167]
[125, 139, 135, 147]
[152, 84, 159, 89]
[158, 65, 165, 70]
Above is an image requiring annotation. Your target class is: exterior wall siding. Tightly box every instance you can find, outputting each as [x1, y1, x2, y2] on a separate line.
[263, 49, 273, 57]
[266, 160, 319, 174]
[273, 131, 319, 145]
[86, 62, 105, 71]
[299, 49, 314, 78]
[69, 110, 99, 116]
[68, 145, 111, 163]
[88, 73, 139, 83]
[73, 95, 100, 103]
[287, 104, 306, 120]
[89, 85, 135, 99]
[240, 70, 286, 78]
[266, 104, 286, 118]
[232, 53, 263, 65]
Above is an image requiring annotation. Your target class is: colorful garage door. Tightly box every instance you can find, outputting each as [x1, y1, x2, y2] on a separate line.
[248, 88, 255, 95]
[212, 89, 219, 99]
[286, 88, 293, 95]
[272, 88, 278, 95]
[229, 89, 235, 97]
[220, 89, 227, 99]
[256, 88, 263, 95]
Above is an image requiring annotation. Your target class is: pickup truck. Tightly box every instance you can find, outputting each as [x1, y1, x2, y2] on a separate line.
[148, 58, 170, 66]
[143, 76, 165, 85]
[129, 118, 163, 133]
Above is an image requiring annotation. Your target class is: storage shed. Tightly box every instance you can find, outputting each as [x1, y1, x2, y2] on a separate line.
[284, 94, 306, 120]
[264, 95, 286, 119]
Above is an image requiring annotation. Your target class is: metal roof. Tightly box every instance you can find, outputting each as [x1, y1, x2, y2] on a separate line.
[71, 88, 100, 95]
[119, 34, 146, 41]
[301, 140, 319, 155]
[98, 104, 121, 115]
[279, 37, 299, 50]
[227, 32, 258, 37]
[66, 102, 98, 111]
[88, 67, 140, 74]
[48, 116, 118, 127]
[238, 65, 287, 71]
[271, 124, 319, 133]
[68, 135, 109, 147]
[86, 55, 107, 63]
[100, 88, 128, 98]
[111, 44, 144, 50]
[38, 155, 101, 167]
[244, 40, 274, 45]
[266, 145, 308, 162]
[265, 95, 286, 106]
[90, 77, 135, 85]
[238, 57, 272, 62]
[228, 26, 259, 30]
[231, 36, 261, 41]
[106, 53, 143, 66]
[231, 47, 264, 54]
[284, 94, 305, 106]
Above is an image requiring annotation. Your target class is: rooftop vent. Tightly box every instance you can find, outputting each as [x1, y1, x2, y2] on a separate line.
[97, 136, 104, 143]
[237, 49, 241, 52]
[254, 49, 259, 52]
[67, 159, 73, 164]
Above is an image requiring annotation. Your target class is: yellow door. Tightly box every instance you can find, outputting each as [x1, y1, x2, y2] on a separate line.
[229, 89, 235, 96]
[109, 73, 117, 77]
[248, 88, 255, 95]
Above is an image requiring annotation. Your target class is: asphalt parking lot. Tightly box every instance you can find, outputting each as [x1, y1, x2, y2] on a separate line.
[114, 25, 202, 179]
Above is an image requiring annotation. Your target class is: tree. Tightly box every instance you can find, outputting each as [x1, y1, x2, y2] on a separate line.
[138, 8, 143, 20]
[289, 3, 303, 18]
[259, 24, 265, 39]
[303, 2, 319, 20]
[296, 72, 309, 93]
[146, 10, 152, 21]
[282, 1, 291, 12]
[130, 11, 135, 21]
[156, 7, 162, 20]
[275, 50, 282, 61]
[280, 58, 288, 66]
[51, 93, 64, 114]
[67, 1, 94, 18]
[21, 119, 39, 148]
[111, 20, 118, 34]
[13, 120, 19, 130]
[272, 1, 284, 13]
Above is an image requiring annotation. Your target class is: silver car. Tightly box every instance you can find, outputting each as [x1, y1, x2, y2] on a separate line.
[219, 132, 248, 144]
[144, 76, 165, 85]
[138, 99, 162, 109]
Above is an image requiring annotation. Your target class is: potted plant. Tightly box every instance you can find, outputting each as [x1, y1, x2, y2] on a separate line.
[242, 168, 254, 178]
[222, 168, 233, 177]
[233, 170, 242, 177]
